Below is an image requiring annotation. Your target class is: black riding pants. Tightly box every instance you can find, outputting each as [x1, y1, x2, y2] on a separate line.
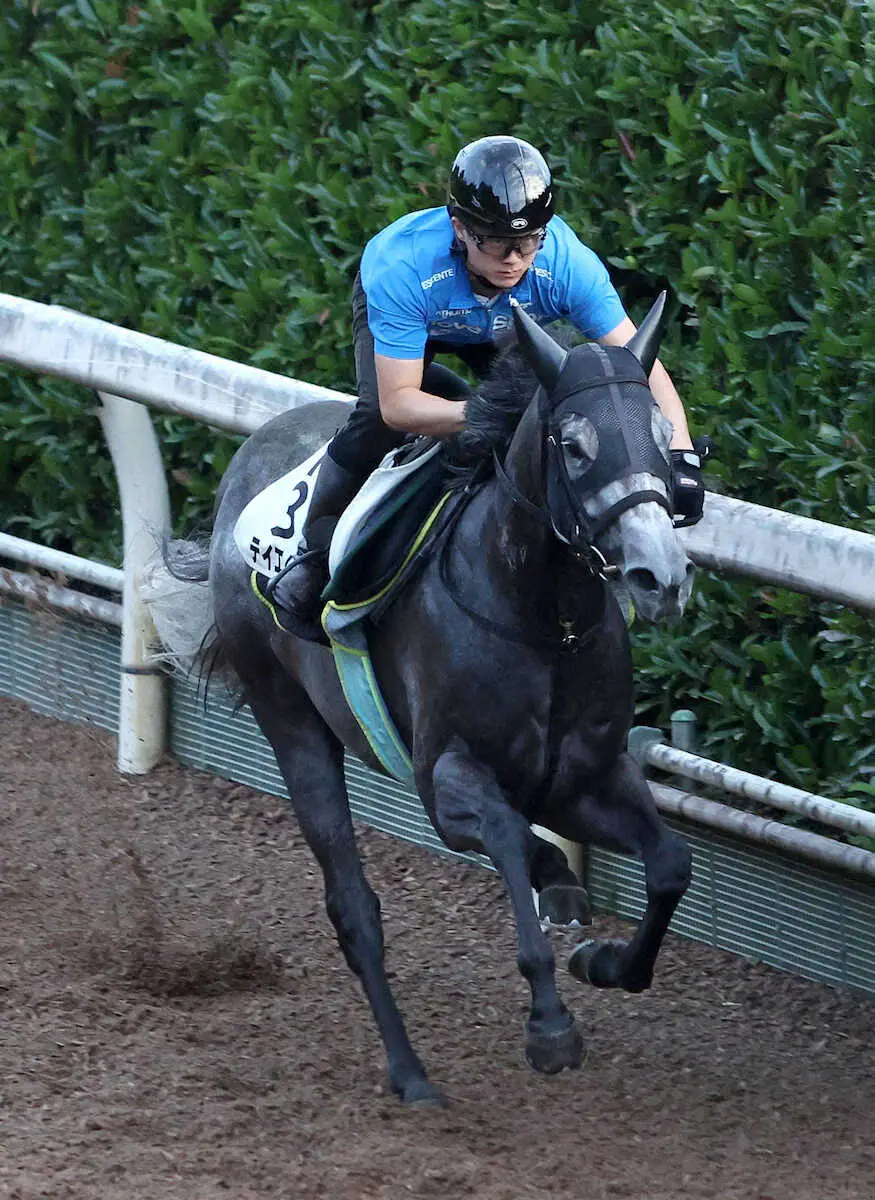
[326, 272, 499, 476]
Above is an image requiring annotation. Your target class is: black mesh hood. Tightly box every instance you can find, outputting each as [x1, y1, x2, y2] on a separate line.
[548, 345, 672, 492]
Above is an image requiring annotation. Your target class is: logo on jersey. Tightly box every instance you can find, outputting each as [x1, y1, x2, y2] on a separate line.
[422, 267, 455, 291]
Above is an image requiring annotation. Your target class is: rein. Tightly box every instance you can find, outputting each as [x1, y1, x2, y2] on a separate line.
[437, 520, 606, 653]
[437, 449, 609, 654]
[491, 449, 614, 580]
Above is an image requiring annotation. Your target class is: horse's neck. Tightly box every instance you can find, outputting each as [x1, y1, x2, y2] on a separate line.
[492, 397, 549, 568]
[468, 397, 556, 612]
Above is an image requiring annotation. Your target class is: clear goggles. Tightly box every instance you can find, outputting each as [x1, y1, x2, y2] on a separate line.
[464, 225, 547, 260]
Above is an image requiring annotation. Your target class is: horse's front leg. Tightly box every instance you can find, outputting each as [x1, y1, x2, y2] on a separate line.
[548, 752, 692, 993]
[429, 743, 584, 1075]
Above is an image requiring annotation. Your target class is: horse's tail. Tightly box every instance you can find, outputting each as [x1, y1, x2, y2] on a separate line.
[141, 535, 239, 695]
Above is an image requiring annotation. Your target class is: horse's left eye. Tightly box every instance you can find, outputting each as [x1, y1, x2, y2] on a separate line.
[560, 415, 599, 464]
[561, 438, 589, 460]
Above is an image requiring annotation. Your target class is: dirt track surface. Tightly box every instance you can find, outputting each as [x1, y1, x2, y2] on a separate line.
[1, 697, 874, 1199]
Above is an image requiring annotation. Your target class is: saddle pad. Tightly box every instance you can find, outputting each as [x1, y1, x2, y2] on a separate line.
[329, 624, 414, 785]
[233, 444, 328, 578]
[233, 437, 441, 581]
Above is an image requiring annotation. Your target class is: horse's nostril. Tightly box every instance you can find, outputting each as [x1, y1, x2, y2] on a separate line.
[626, 568, 659, 594]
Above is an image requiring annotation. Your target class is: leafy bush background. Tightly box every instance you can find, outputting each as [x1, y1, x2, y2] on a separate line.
[1, 0, 873, 802]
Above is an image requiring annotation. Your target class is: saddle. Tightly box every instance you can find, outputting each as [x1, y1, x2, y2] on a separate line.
[324, 438, 449, 606]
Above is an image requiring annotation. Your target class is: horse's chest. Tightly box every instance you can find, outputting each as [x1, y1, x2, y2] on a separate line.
[547, 724, 625, 796]
[462, 684, 622, 800]
[472, 698, 553, 791]
[542, 664, 632, 796]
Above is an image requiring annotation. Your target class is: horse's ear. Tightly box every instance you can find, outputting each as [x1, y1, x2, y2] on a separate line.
[511, 299, 567, 391]
[624, 291, 668, 376]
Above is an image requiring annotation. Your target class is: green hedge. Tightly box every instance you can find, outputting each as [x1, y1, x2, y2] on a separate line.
[1, 0, 873, 802]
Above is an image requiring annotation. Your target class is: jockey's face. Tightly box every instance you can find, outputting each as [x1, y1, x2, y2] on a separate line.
[451, 217, 539, 290]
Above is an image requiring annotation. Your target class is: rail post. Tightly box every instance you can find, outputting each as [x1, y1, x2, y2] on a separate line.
[97, 392, 171, 773]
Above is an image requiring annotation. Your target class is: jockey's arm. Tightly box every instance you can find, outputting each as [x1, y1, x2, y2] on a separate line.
[598, 317, 693, 450]
[375, 353, 468, 436]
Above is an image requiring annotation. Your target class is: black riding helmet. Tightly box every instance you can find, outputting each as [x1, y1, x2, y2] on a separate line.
[448, 136, 555, 236]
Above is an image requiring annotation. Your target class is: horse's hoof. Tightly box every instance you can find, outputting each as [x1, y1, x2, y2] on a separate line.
[524, 1019, 585, 1074]
[538, 883, 593, 929]
[568, 938, 627, 988]
[396, 1076, 446, 1107]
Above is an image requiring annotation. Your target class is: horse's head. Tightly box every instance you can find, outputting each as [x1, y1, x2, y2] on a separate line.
[511, 296, 694, 623]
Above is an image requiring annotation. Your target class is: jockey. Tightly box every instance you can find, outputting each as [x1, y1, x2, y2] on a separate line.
[266, 134, 706, 637]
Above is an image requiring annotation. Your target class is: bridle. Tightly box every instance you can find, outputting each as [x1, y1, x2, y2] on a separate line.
[494, 368, 672, 577]
[438, 362, 672, 650]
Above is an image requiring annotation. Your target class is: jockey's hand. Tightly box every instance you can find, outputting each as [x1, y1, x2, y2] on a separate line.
[443, 421, 491, 469]
[671, 437, 711, 528]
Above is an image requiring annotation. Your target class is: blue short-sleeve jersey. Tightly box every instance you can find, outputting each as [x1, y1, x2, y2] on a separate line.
[359, 207, 626, 360]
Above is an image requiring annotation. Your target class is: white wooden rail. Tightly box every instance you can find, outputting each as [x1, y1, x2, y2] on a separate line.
[0, 293, 351, 433]
[0, 294, 353, 771]
[2, 294, 872, 610]
[679, 493, 875, 613]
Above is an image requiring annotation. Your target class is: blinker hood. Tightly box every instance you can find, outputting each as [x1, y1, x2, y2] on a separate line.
[543, 356, 672, 547]
[550, 348, 672, 492]
[509, 298, 674, 546]
[511, 290, 669, 384]
[510, 293, 671, 489]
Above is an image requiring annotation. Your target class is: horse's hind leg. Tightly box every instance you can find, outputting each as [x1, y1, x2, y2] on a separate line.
[548, 752, 691, 993]
[530, 834, 592, 928]
[243, 681, 442, 1106]
[429, 744, 584, 1075]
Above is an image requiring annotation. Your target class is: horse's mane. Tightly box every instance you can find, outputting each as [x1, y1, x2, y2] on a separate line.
[442, 323, 580, 486]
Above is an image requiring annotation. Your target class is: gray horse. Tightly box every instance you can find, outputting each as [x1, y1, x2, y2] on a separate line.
[151, 298, 694, 1106]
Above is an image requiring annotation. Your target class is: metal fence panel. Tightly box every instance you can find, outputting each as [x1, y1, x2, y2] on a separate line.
[0, 601, 120, 730]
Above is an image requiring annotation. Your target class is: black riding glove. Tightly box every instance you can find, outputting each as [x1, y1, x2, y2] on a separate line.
[443, 405, 492, 471]
[670, 436, 711, 528]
